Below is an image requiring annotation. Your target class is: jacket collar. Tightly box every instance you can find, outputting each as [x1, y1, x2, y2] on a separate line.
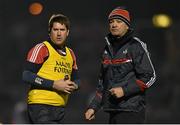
[47, 38, 66, 56]
[106, 28, 134, 47]
[104, 29, 134, 57]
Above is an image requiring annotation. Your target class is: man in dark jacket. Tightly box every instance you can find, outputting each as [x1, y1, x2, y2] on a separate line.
[85, 7, 156, 123]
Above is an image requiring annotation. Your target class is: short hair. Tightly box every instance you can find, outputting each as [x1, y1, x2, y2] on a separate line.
[48, 14, 70, 33]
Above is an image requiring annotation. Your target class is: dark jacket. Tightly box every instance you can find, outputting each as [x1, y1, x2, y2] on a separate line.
[88, 29, 156, 112]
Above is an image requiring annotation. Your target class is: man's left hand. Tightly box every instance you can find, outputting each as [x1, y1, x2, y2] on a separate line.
[109, 87, 124, 98]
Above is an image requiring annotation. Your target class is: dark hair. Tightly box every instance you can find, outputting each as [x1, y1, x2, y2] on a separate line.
[48, 14, 70, 33]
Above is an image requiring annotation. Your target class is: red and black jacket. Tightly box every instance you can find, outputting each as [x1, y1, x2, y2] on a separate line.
[88, 29, 156, 112]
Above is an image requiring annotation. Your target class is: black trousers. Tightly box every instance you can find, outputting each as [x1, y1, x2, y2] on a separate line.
[108, 109, 145, 124]
[28, 104, 65, 124]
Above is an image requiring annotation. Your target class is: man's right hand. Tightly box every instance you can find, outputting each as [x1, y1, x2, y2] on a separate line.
[85, 109, 95, 120]
[53, 79, 76, 94]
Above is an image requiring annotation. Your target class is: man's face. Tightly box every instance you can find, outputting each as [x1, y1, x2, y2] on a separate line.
[109, 18, 129, 37]
[49, 22, 69, 46]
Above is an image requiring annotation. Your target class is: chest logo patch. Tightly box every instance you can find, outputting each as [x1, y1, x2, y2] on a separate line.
[123, 49, 128, 54]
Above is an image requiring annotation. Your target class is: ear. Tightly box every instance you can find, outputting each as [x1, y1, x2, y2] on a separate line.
[126, 24, 129, 30]
[48, 28, 50, 33]
[66, 30, 70, 36]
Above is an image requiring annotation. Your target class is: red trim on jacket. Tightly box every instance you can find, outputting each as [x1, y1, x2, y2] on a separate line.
[95, 91, 102, 99]
[136, 79, 148, 91]
[103, 58, 132, 65]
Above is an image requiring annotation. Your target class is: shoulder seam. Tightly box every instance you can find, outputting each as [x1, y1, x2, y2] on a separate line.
[29, 43, 46, 63]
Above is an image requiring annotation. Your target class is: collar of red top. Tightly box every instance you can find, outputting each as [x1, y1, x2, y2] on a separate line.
[47, 38, 66, 56]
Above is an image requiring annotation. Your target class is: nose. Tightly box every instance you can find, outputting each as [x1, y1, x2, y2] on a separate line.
[111, 22, 117, 28]
[57, 30, 61, 35]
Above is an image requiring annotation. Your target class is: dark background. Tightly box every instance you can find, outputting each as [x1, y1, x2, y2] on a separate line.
[0, 0, 180, 123]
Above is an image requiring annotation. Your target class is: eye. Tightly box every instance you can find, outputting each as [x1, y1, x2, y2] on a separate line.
[60, 28, 66, 31]
[53, 28, 58, 31]
[116, 19, 123, 23]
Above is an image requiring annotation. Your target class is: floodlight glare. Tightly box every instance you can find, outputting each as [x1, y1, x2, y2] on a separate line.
[152, 14, 172, 28]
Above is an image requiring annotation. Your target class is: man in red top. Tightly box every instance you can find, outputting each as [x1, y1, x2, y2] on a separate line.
[23, 14, 80, 123]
